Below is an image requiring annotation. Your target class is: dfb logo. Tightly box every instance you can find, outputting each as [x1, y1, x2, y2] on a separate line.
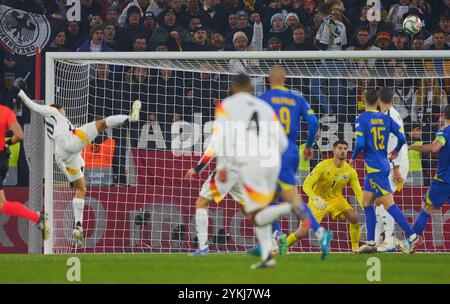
[66, 257, 81, 282]
[366, 257, 381, 282]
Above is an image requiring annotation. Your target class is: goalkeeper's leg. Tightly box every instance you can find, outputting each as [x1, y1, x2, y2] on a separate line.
[287, 201, 326, 248]
[341, 209, 360, 252]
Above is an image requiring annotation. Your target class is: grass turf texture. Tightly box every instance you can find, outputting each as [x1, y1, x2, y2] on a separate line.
[0, 253, 449, 284]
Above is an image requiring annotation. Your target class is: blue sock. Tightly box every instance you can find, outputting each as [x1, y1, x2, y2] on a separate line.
[387, 204, 414, 237]
[272, 221, 281, 237]
[304, 205, 321, 232]
[364, 206, 376, 241]
[413, 209, 431, 235]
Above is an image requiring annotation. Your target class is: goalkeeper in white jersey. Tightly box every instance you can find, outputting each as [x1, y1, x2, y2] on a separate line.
[17, 88, 141, 248]
[375, 87, 409, 252]
[211, 74, 290, 269]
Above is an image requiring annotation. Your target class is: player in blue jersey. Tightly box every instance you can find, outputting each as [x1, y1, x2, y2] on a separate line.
[350, 89, 420, 254]
[408, 105, 450, 246]
[258, 65, 333, 259]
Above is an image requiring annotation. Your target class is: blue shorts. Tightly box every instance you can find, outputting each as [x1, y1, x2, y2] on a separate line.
[364, 171, 392, 198]
[278, 148, 299, 191]
[425, 179, 450, 208]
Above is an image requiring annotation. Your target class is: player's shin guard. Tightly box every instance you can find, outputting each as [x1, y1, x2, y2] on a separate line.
[349, 223, 360, 251]
[106, 115, 129, 128]
[412, 209, 431, 235]
[195, 208, 208, 250]
[72, 198, 85, 227]
[364, 206, 376, 241]
[387, 204, 414, 237]
[1, 201, 39, 223]
[255, 225, 272, 261]
[254, 204, 292, 227]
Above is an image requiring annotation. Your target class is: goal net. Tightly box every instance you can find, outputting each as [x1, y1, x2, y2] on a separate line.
[43, 51, 450, 254]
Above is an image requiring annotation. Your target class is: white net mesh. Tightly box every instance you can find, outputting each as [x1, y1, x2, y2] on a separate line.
[46, 51, 450, 253]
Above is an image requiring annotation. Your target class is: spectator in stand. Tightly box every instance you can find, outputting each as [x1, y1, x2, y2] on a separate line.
[301, 0, 317, 28]
[143, 11, 158, 33]
[155, 44, 169, 52]
[149, 8, 191, 51]
[279, 0, 299, 19]
[347, 26, 380, 51]
[266, 37, 283, 51]
[286, 13, 300, 29]
[46, 29, 67, 52]
[162, 0, 185, 26]
[202, 0, 228, 34]
[116, 5, 149, 51]
[375, 31, 392, 50]
[411, 35, 426, 49]
[118, 0, 152, 27]
[264, 13, 292, 47]
[428, 29, 450, 50]
[224, 0, 245, 16]
[76, 24, 114, 52]
[410, 0, 433, 28]
[187, 16, 203, 34]
[330, 5, 352, 40]
[80, 0, 101, 29]
[185, 25, 213, 51]
[181, 0, 210, 27]
[391, 30, 410, 50]
[103, 22, 119, 51]
[104, 5, 120, 24]
[226, 10, 253, 45]
[285, 24, 313, 50]
[424, 12, 450, 49]
[211, 31, 227, 51]
[387, 0, 412, 32]
[132, 34, 149, 52]
[65, 21, 83, 51]
[227, 14, 239, 32]
[89, 14, 103, 28]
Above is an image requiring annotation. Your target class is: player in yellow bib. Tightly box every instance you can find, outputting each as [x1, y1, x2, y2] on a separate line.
[287, 140, 363, 252]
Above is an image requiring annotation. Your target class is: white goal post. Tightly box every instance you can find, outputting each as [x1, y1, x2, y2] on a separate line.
[43, 50, 450, 254]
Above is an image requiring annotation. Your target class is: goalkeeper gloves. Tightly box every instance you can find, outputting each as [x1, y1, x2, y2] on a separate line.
[311, 195, 327, 211]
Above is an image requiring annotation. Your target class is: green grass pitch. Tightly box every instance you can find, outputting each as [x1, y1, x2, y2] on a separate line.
[0, 253, 449, 284]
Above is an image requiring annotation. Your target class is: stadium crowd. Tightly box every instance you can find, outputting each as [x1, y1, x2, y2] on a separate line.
[0, 0, 449, 186]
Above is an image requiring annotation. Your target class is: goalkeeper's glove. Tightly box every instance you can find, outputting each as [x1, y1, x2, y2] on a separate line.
[11, 78, 26, 98]
[311, 195, 327, 211]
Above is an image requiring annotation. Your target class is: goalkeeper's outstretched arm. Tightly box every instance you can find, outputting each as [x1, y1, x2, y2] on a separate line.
[17, 90, 58, 116]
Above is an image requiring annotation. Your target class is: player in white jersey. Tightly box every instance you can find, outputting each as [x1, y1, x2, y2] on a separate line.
[211, 74, 291, 269]
[375, 87, 409, 252]
[17, 89, 141, 248]
[185, 144, 246, 256]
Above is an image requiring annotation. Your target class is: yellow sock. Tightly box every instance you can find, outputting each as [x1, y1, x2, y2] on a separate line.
[349, 223, 360, 250]
[287, 232, 298, 248]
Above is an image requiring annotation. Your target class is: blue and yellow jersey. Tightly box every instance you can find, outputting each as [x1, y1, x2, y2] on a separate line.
[434, 125, 450, 184]
[352, 110, 406, 174]
[258, 86, 318, 151]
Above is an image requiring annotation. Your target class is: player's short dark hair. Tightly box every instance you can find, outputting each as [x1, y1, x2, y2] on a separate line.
[445, 104, 450, 120]
[333, 140, 348, 148]
[432, 28, 446, 36]
[365, 89, 378, 106]
[49, 104, 63, 110]
[231, 73, 252, 89]
[378, 87, 394, 104]
[355, 25, 370, 35]
[318, 3, 332, 15]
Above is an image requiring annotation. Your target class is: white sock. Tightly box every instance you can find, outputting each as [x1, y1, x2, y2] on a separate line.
[196, 208, 208, 250]
[254, 204, 292, 227]
[72, 197, 85, 227]
[382, 206, 395, 245]
[256, 225, 272, 261]
[106, 115, 128, 128]
[315, 226, 325, 240]
[375, 205, 385, 244]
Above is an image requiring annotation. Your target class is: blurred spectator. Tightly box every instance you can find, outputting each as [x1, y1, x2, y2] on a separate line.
[185, 25, 212, 51]
[226, 10, 253, 44]
[224, 0, 244, 16]
[375, 31, 392, 50]
[65, 21, 83, 51]
[202, 0, 228, 34]
[211, 31, 227, 51]
[364, 15, 391, 42]
[391, 30, 409, 50]
[103, 22, 119, 50]
[181, 0, 210, 27]
[46, 29, 67, 52]
[347, 26, 380, 51]
[132, 34, 149, 51]
[228, 14, 238, 32]
[104, 5, 120, 24]
[411, 35, 426, 49]
[286, 13, 300, 29]
[119, 0, 153, 27]
[428, 29, 450, 50]
[302, 0, 318, 27]
[314, 3, 347, 51]
[76, 24, 114, 52]
[149, 8, 190, 50]
[187, 16, 203, 34]
[1, 55, 26, 104]
[387, 0, 412, 32]
[267, 37, 283, 51]
[424, 13, 450, 49]
[285, 24, 313, 50]
[143, 11, 158, 32]
[264, 13, 292, 47]
[166, 0, 185, 25]
[116, 5, 149, 51]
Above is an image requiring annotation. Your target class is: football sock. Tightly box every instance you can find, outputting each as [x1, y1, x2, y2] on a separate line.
[349, 223, 360, 250]
[1, 201, 39, 223]
[196, 208, 208, 250]
[286, 232, 298, 248]
[412, 209, 431, 235]
[106, 115, 128, 128]
[387, 204, 414, 237]
[272, 221, 281, 237]
[255, 225, 272, 261]
[364, 206, 376, 241]
[72, 198, 85, 227]
[254, 204, 292, 227]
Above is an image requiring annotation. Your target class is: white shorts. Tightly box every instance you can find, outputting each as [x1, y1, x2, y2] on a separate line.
[56, 152, 85, 182]
[199, 169, 244, 204]
[239, 159, 281, 214]
[389, 163, 409, 193]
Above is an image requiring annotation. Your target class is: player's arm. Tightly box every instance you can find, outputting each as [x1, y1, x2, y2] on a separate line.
[388, 116, 406, 159]
[5, 110, 23, 145]
[349, 169, 363, 208]
[17, 90, 58, 116]
[408, 131, 445, 154]
[302, 163, 327, 210]
[350, 117, 365, 165]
